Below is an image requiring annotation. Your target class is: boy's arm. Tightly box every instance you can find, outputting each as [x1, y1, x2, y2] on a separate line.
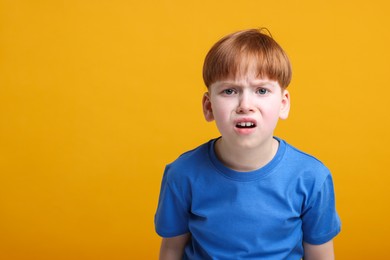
[303, 240, 335, 260]
[159, 233, 190, 260]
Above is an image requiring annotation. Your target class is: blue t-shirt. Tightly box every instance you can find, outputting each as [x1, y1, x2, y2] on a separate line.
[155, 137, 341, 259]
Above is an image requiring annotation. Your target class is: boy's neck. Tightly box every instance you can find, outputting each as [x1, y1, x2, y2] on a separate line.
[214, 137, 279, 172]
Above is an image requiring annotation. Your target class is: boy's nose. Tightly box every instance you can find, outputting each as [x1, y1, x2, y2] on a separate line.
[236, 93, 255, 114]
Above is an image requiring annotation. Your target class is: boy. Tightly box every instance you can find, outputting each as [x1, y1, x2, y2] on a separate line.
[155, 28, 341, 259]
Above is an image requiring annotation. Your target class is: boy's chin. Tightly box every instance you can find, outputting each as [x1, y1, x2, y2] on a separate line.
[222, 136, 269, 148]
[236, 132, 276, 143]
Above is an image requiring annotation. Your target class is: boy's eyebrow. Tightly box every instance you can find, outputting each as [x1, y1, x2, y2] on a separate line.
[214, 80, 276, 88]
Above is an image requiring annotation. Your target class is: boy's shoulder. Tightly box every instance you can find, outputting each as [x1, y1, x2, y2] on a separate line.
[169, 140, 211, 166]
[281, 138, 332, 180]
[283, 139, 325, 161]
[164, 139, 214, 181]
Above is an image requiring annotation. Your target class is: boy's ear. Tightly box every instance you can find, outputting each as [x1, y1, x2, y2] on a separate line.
[202, 92, 214, 122]
[279, 89, 290, 120]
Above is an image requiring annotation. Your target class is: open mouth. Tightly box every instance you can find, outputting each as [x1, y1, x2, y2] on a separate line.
[236, 122, 256, 128]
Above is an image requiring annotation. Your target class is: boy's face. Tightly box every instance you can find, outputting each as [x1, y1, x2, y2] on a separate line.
[202, 73, 290, 149]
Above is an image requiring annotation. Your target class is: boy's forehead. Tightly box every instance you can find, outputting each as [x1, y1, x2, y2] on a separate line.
[212, 58, 278, 87]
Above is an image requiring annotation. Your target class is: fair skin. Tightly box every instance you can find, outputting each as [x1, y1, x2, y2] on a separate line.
[159, 73, 335, 259]
[202, 74, 289, 171]
[303, 241, 335, 260]
[159, 233, 190, 260]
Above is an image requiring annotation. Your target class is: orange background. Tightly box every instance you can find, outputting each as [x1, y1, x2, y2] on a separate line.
[1, 0, 389, 259]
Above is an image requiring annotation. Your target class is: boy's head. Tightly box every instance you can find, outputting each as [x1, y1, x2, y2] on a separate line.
[203, 28, 292, 90]
[201, 29, 291, 150]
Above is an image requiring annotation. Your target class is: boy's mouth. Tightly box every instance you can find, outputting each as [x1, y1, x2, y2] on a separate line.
[236, 122, 256, 128]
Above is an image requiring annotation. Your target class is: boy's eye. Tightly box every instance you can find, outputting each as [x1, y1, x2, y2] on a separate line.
[257, 88, 268, 95]
[223, 89, 236, 95]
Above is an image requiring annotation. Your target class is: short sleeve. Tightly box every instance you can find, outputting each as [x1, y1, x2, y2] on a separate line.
[154, 166, 190, 237]
[302, 174, 341, 245]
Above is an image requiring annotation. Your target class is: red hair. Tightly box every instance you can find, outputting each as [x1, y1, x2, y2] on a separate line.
[203, 28, 292, 89]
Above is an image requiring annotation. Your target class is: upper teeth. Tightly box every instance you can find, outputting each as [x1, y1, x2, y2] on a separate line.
[238, 122, 254, 127]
